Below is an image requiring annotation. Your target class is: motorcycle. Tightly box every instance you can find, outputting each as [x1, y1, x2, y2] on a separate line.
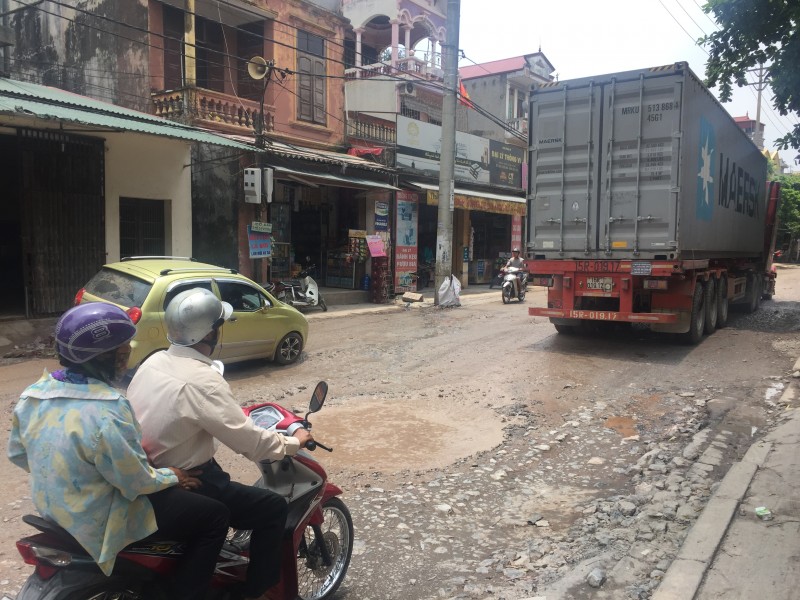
[9, 381, 353, 600]
[269, 263, 327, 312]
[409, 261, 434, 289]
[501, 267, 527, 304]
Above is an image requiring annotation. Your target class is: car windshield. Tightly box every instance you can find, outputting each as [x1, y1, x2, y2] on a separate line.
[83, 267, 152, 308]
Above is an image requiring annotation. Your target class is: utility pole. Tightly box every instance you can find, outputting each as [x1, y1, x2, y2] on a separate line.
[434, 0, 460, 305]
[749, 64, 769, 150]
[248, 56, 274, 283]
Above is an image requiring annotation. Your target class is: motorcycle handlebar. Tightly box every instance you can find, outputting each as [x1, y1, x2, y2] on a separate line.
[304, 440, 333, 452]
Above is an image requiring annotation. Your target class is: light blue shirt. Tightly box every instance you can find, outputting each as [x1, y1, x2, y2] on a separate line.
[7, 370, 178, 575]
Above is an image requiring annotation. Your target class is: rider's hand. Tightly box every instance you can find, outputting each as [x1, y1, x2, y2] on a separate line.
[292, 429, 314, 448]
[169, 467, 202, 491]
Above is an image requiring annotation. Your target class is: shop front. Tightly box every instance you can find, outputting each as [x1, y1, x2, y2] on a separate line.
[239, 148, 397, 292]
[399, 182, 526, 290]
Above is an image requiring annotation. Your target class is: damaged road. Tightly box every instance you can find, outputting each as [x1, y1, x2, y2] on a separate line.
[1, 265, 799, 599]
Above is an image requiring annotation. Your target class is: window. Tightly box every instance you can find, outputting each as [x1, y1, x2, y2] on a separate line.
[120, 198, 166, 259]
[237, 21, 268, 102]
[218, 280, 270, 312]
[297, 30, 326, 124]
[162, 280, 213, 311]
[507, 86, 526, 120]
[196, 18, 225, 92]
[162, 5, 184, 90]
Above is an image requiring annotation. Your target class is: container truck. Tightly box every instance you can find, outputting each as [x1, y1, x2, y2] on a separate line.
[525, 62, 781, 343]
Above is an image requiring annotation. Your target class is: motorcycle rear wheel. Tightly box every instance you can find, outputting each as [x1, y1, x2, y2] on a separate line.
[319, 295, 328, 312]
[18, 571, 146, 600]
[297, 497, 354, 600]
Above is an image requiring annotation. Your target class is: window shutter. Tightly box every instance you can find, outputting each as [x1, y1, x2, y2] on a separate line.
[313, 58, 326, 124]
[298, 56, 313, 120]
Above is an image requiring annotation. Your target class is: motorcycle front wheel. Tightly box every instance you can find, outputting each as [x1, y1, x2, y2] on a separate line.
[502, 285, 512, 304]
[297, 497, 354, 600]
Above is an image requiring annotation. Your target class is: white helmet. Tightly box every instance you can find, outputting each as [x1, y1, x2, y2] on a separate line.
[165, 288, 233, 346]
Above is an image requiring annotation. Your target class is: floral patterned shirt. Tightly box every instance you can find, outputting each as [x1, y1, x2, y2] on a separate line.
[7, 370, 178, 575]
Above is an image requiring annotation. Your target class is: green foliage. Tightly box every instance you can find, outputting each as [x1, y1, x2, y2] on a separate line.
[702, 0, 800, 150]
[778, 174, 800, 237]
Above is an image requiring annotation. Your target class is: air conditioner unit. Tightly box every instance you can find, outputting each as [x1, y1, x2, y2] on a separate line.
[403, 82, 416, 97]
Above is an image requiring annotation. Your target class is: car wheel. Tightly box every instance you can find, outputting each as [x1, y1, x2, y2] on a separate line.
[275, 332, 303, 365]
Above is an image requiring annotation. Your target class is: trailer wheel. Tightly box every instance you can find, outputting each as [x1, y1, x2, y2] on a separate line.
[703, 278, 718, 333]
[716, 275, 729, 328]
[681, 281, 706, 345]
[745, 273, 762, 314]
[554, 324, 578, 335]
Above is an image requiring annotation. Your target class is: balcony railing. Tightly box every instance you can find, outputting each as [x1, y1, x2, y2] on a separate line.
[151, 87, 274, 134]
[347, 118, 396, 144]
[507, 116, 528, 136]
[345, 56, 442, 81]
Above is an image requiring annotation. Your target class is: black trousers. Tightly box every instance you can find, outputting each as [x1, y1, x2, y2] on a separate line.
[148, 486, 230, 600]
[195, 459, 289, 598]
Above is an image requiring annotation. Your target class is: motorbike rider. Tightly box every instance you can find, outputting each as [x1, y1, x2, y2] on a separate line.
[7, 303, 224, 599]
[127, 288, 314, 600]
[504, 247, 528, 289]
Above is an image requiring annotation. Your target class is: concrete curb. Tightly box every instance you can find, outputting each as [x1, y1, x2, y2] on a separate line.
[652, 384, 796, 600]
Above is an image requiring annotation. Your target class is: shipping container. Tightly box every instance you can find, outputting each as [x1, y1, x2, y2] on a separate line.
[524, 63, 780, 343]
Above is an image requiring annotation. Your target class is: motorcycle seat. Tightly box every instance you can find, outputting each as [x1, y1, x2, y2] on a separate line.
[279, 280, 302, 287]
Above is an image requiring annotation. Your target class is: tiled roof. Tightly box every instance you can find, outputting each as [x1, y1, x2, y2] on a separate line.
[460, 56, 527, 80]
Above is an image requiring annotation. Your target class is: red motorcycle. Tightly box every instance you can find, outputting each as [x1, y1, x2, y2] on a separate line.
[9, 381, 353, 600]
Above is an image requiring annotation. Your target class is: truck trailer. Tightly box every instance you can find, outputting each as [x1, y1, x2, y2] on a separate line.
[525, 62, 781, 343]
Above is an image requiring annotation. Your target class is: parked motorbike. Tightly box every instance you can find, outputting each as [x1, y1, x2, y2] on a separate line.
[409, 261, 434, 289]
[270, 263, 327, 312]
[9, 381, 353, 600]
[501, 267, 527, 304]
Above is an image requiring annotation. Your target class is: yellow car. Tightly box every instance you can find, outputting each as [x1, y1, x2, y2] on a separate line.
[75, 257, 309, 369]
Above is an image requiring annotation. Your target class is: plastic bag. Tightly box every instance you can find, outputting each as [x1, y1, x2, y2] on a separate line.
[438, 274, 461, 308]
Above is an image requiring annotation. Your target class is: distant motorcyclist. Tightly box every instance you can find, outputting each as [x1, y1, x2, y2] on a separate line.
[502, 248, 528, 297]
[505, 247, 526, 270]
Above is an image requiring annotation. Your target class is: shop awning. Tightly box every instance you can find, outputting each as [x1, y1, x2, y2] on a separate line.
[272, 165, 399, 191]
[406, 181, 526, 216]
[0, 78, 257, 151]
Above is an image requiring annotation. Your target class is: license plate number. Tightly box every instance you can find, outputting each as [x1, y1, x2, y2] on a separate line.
[586, 277, 612, 292]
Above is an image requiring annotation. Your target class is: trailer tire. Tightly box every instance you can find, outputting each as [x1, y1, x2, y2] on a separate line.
[704, 278, 718, 333]
[745, 273, 762, 314]
[716, 275, 729, 328]
[681, 281, 706, 345]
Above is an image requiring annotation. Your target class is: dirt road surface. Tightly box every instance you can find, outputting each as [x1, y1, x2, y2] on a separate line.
[2, 265, 799, 599]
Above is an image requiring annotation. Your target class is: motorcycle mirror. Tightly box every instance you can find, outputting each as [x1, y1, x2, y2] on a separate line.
[308, 381, 328, 414]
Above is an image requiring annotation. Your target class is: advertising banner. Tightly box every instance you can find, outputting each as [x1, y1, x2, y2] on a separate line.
[247, 226, 272, 258]
[366, 234, 387, 257]
[396, 116, 524, 189]
[511, 215, 523, 250]
[489, 140, 525, 188]
[395, 190, 418, 292]
[375, 200, 389, 231]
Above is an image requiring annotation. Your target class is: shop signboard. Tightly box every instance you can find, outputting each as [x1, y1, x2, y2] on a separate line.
[395, 190, 418, 292]
[366, 234, 386, 257]
[247, 225, 272, 258]
[511, 215, 523, 250]
[396, 116, 524, 189]
[489, 141, 524, 189]
[375, 200, 389, 231]
[396, 116, 490, 185]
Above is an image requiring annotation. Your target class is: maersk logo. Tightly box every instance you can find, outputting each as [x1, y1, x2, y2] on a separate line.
[696, 117, 715, 221]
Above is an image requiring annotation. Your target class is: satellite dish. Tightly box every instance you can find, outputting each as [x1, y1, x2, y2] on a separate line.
[248, 56, 271, 80]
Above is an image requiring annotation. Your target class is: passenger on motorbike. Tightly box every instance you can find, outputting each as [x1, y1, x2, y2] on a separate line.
[127, 288, 314, 600]
[6, 303, 218, 599]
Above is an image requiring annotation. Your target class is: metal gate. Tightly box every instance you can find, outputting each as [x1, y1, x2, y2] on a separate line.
[19, 129, 105, 316]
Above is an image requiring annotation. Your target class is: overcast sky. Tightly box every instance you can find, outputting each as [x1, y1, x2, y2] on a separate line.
[458, 0, 799, 172]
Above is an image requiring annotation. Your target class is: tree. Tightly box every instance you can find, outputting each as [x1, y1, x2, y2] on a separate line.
[777, 174, 800, 260]
[702, 1, 800, 150]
